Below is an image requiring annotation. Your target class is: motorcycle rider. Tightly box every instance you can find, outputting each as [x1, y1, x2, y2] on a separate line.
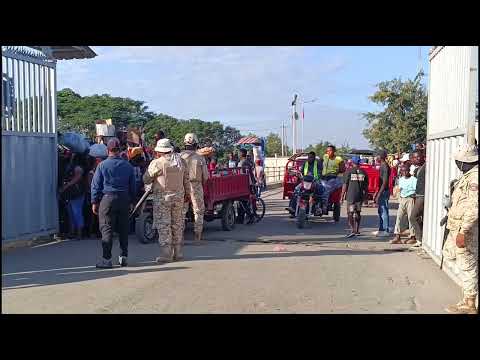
[320, 145, 345, 214]
[286, 151, 323, 216]
[181, 133, 209, 245]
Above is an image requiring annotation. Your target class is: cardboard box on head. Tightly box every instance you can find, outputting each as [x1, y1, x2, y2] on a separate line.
[95, 119, 116, 137]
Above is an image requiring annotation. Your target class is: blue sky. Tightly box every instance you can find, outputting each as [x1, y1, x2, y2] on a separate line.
[57, 46, 431, 149]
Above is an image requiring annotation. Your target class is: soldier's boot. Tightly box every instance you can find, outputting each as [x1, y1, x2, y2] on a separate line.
[173, 243, 184, 261]
[445, 297, 478, 314]
[156, 245, 173, 264]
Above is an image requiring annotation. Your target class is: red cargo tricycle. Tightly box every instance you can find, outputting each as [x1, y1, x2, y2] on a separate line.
[134, 168, 265, 243]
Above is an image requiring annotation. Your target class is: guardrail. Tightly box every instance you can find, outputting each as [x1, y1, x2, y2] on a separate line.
[264, 166, 283, 184]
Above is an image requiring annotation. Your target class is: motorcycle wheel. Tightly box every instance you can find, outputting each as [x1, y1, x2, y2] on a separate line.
[296, 208, 306, 229]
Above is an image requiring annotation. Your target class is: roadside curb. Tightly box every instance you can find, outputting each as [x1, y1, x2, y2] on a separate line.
[2, 235, 57, 253]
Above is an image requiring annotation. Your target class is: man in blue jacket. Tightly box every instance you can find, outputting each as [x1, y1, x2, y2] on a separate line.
[91, 138, 136, 268]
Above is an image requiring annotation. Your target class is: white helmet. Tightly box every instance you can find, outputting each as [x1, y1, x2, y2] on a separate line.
[184, 133, 199, 145]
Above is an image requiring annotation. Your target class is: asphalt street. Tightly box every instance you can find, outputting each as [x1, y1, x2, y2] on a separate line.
[2, 187, 460, 313]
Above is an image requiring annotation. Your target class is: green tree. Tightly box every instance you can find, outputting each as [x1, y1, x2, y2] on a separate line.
[304, 140, 351, 158]
[57, 88, 155, 137]
[265, 132, 283, 156]
[362, 72, 427, 153]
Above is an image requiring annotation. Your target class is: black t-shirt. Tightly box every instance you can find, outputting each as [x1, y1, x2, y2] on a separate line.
[343, 167, 368, 203]
[379, 162, 390, 192]
[414, 163, 426, 195]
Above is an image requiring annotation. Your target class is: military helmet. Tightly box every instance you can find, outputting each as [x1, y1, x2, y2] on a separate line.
[453, 143, 478, 163]
[184, 133, 199, 145]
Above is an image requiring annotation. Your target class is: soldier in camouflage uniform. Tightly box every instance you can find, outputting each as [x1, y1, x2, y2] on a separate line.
[181, 133, 209, 244]
[443, 142, 478, 314]
[143, 139, 190, 263]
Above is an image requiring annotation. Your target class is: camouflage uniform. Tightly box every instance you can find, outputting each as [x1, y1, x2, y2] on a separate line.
[143, 151, 190, 262]
[443, 137, 478, 314]
[181, 149, 209, 238]
[443, 165, 478, 305]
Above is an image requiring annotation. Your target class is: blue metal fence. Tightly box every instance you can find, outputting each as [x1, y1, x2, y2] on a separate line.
[2, 47, 58, 242]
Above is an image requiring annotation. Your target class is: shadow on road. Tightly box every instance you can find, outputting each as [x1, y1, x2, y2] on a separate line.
[2, 265, 189, 290]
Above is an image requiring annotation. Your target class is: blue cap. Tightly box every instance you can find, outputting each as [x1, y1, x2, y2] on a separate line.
[351, 156, 361, 165]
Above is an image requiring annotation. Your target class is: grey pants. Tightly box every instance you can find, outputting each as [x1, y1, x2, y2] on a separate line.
[411, 196, 424, 242]
[394, 197, 415, 237]
[99, 193, 130, 260]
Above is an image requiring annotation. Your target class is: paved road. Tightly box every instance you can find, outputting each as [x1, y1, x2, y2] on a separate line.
[2, 187, 459, 313]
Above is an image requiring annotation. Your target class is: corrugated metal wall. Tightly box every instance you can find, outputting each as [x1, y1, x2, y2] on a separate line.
[423, 46, 478, 265]
[1, 47, 58, 242]
[427, 46, 472, 136]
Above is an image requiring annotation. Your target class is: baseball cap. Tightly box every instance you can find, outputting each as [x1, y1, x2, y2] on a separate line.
[107, 138, 121, 152]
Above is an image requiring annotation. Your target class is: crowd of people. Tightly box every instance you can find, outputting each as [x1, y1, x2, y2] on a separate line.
[56, 133, 477, 314]
[57, 130, 266, 267]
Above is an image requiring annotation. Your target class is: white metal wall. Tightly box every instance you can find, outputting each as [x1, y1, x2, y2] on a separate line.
[427, 46, 473, 136]
[423, 46, 478, 265]
[1, 47, 59, 242]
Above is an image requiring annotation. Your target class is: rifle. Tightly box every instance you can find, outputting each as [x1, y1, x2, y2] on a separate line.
[440, 179, 458, 269]
[129, 186, 153, 219]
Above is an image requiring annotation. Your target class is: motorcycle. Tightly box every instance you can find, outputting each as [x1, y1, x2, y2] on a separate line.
[289, 174, 342, 228]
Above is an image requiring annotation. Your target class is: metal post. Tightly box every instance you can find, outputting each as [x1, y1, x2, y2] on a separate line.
[27, 62, 31, 132]
[301, 102, 304, 151]
[21, 60, 26, 132]
[32, 63, 37, 132]
[281, 119, 285, 157]
[292, 94, 297, 155]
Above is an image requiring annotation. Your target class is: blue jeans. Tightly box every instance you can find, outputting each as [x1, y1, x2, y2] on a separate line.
[67, 194, 85, 230]
[377, 189, 390, 232]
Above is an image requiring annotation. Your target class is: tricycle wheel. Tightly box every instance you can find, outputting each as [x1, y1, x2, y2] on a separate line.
[296, 208, 306, 229]
[333, 202, 341, 222]
[221, 201, 236, 231]
[255, 198, 266, 222]
[136, 212, 158, 244]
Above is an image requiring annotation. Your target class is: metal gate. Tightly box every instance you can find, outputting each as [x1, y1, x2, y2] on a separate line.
[2, 46, 58, 243]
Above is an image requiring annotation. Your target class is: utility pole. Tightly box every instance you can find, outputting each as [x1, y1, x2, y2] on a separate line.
[281, 119, 285, 157]
[291, 94, 298, 155]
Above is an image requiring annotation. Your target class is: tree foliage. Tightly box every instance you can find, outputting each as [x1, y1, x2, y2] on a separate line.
[304, 140, 350, 158]
[57, 88, 242, 161]
[57, 88, 155, 137]
[265, 132, 285, 157]
[362, 72, 427, 153]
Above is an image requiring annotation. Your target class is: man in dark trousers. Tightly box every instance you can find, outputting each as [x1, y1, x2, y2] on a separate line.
[372, 149, 391, 237]
[341, 156, 368, 238]
[410, 150, 426, 248]
[91, 138, 136, 268]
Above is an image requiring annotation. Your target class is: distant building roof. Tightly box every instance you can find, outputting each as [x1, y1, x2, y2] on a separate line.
[236, 136, 261, 145]
[349, 149, 375, 155]
[30, 46, 97, 60]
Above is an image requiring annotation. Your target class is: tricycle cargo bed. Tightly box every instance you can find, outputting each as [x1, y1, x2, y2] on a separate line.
[204, 169, 250, 210]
